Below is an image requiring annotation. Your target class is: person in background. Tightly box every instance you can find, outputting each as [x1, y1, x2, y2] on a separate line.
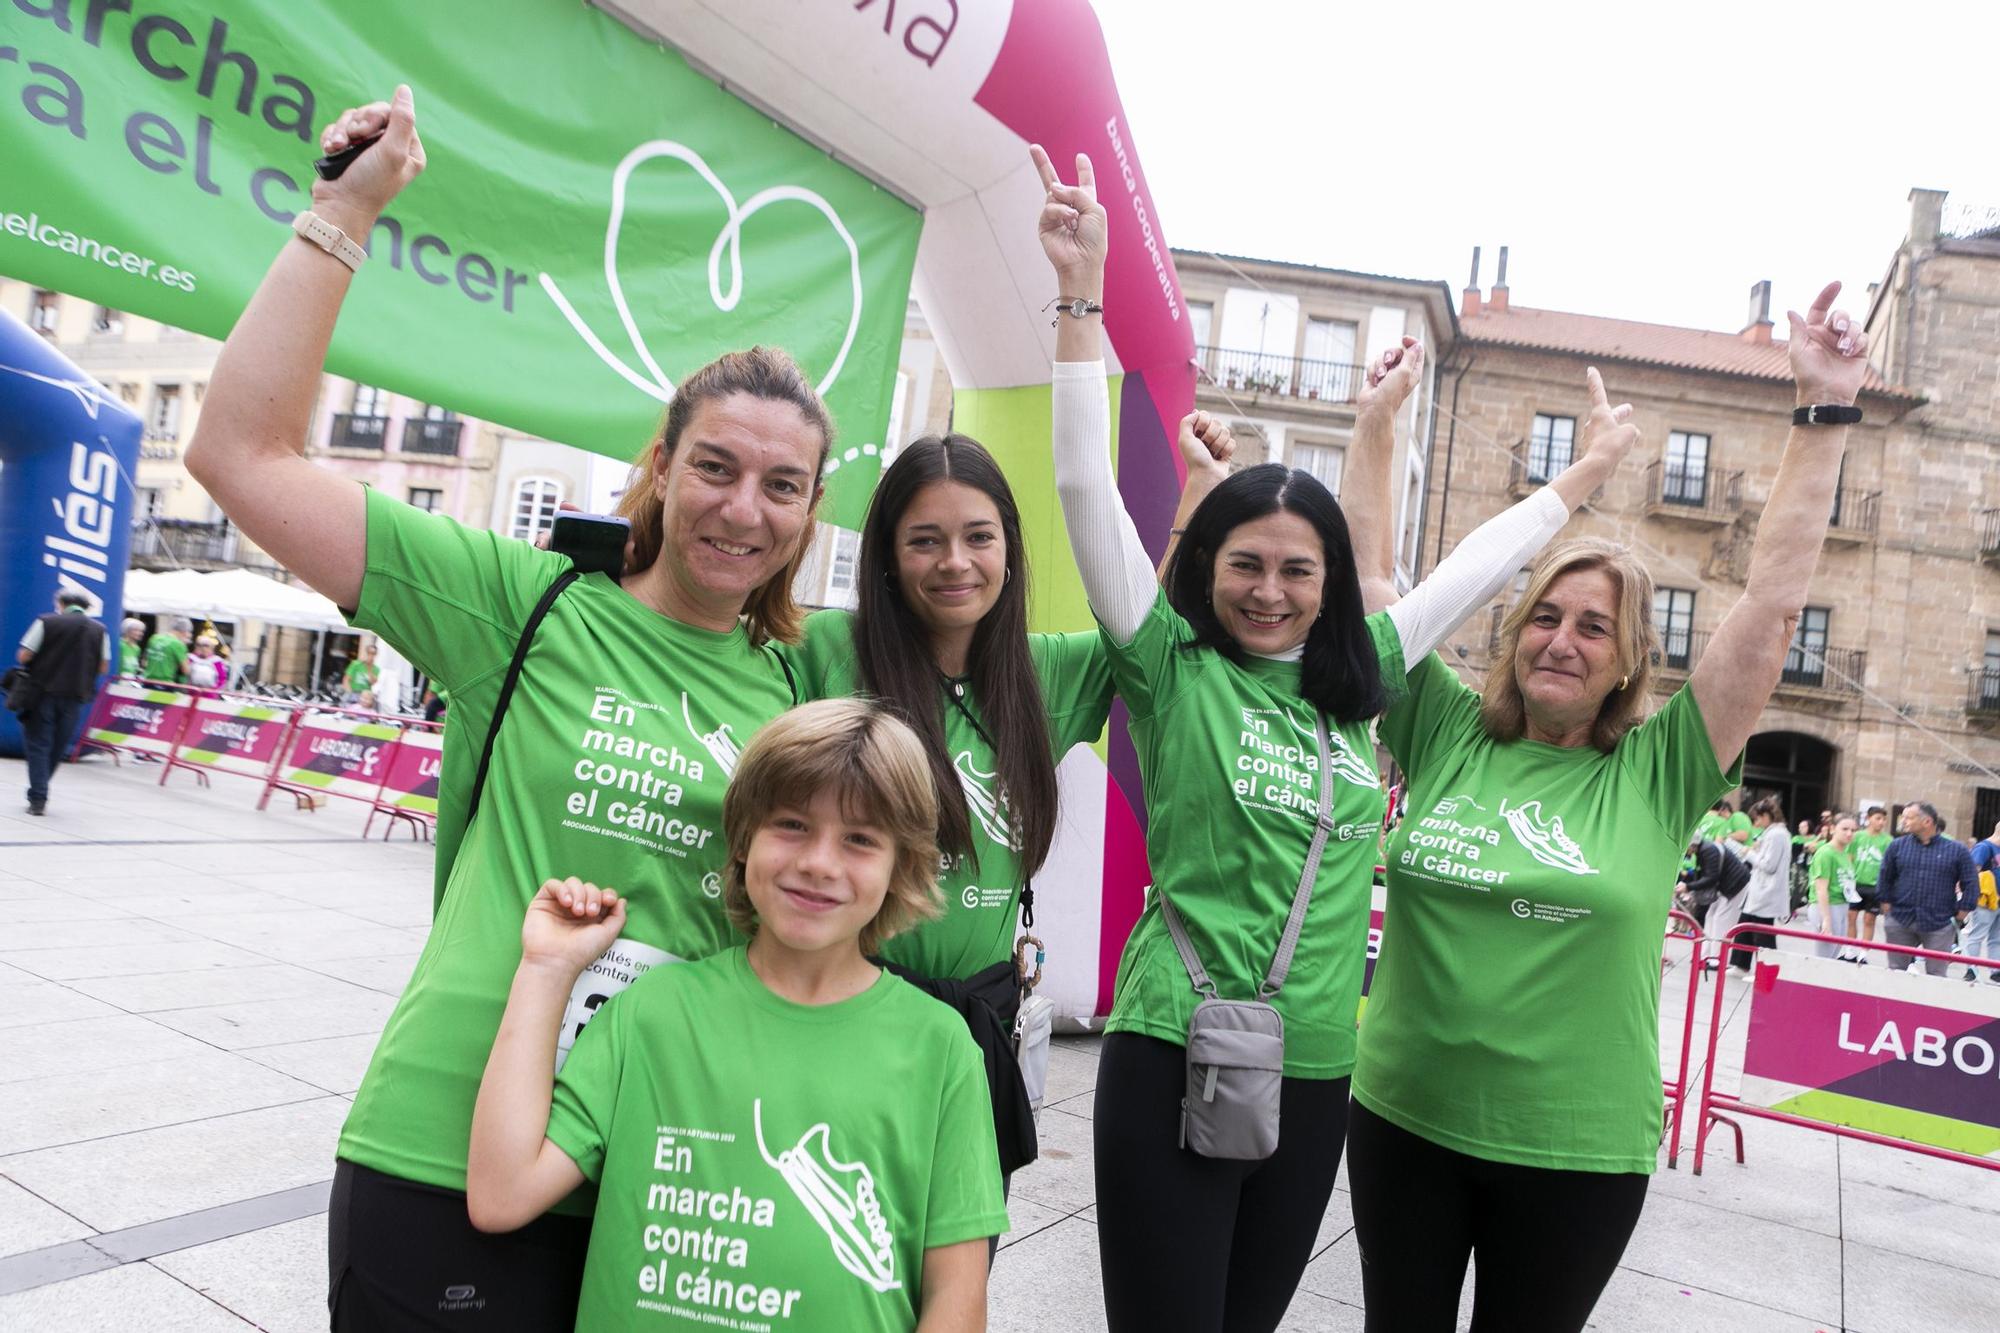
[1809, 813, 1859, 959]
[1721, 799, 1755, 857]
[141, 615, 191, 684]
[118, 618, 147, 676]
[1679, 832, 1751, 924]
[13, 588, 111, 816]
[343, 638, 381, 704]
[1736, 798, 1791, 970]
[1964, 820, 2000, 983]
[1877, 801, 1980, 977]
[1848, 805, 1891, 960]
[185, 634, 229, 691]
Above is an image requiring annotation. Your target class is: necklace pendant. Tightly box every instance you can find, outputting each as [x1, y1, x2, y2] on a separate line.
[953, 681, 966, 699]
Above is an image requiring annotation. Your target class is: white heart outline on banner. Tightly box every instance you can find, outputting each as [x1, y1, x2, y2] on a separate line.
[539, 139, 864, 404]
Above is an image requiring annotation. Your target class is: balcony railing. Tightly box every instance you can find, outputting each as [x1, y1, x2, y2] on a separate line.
[1643, 462, 1742, 521]
[1196, 346, 1364, 404]
[1779, 642, 1864, 693]
[1971, 669, 2000, 716]
[1980, 509, 2000, 565]
[1651, 629, 1710, 674]
[1826, 488, 1880, 540]
[401, 417, 463, 456]
[1507, 447, 1603, 503]
[129, 519, 239, 566]
[329, 413, 388, 450]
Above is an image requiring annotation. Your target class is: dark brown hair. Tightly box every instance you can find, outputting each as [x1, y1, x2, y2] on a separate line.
[613, 347, 832, 645]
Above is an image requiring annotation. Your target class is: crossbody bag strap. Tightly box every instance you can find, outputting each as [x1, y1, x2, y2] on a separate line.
[462, 567, 582, 843]
[1261, 711, 1335, 999]
[1159, 891, 1218, 998]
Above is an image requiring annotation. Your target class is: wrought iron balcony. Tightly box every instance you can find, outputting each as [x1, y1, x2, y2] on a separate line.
[1779, 642, 1864, 694]
[401, 417, 463, 456]
[1196, 346, 1364, 404]
[1980, 509, 2000, 566]
[1651, 629, 1710, 674]
[1971, 669, 2000, 717]
[1507, 446, 1602, 503]
[129, 518, 238, 567]
[329, 413, 388, 450]
[1643, 462, 1742, 524]
[1825, 488, 1880, 543]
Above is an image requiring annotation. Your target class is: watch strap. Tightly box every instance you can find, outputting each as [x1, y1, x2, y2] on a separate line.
[291, 210, 367, 272]
[1793, 404, 1862, 426]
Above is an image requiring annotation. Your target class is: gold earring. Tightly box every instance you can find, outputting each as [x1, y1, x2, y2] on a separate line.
[1619, 674, 1630, 690]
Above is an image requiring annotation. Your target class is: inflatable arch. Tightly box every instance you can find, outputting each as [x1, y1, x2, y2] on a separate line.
[3, 0, 1191, 1018]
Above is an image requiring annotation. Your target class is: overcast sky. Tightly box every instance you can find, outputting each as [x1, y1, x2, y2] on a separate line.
[1091, 0, 1998, 336]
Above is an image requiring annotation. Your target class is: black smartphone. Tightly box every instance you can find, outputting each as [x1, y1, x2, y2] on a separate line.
[314, 133, 383, 181]
[548, 513, 630, 579]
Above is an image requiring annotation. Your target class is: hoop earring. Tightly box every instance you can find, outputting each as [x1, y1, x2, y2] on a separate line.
[1004, 568, 1011, 585]
[1619, 674, 1630, 690]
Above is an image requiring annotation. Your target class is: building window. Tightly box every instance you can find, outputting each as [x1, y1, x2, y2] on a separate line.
[421, 402, 458, 423]
[1983, 630, 2000, 710]
[136, 487, 164, 518]
[1527, 414, 1575, 481]
[509, 476, 563, 542]
[30, 289, 59, 335]
[1664, 431, 1710, 505]
[1300, 318, 1359, 400]
[1397, 465, 1424, 575]
[1290, 440, 1344, 494]
[1187, 300, 1214, 350]
[1653, 587, 1696, 668]
[353, 384, 387, 417]
[1783, 606, 1831, 686]
[146, 384, 182, 441]
[826, 527, 862, 597]
[408, 487, 444, 513]
[90, 305, 124, 338]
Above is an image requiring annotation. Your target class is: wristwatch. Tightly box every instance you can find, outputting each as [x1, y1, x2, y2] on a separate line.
[1047, 296, 1104, 324]
[291, 210, 368, 272]
[1793, 404, 1862, 426]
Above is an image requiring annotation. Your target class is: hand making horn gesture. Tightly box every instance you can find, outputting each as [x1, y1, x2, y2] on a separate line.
[1786, 281, 1869, 406]
[1029, 143, 1109, 291]
[1357, 336, 1426, 419]
[1578, 366, 1641, 472]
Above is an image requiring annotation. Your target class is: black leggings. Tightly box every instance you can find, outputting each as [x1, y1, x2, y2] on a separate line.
[1733, 912, 1778, 969]
[1094, 1032, 1349, 1333]
[329, 1159, 591, 1331]
[1347, 1101, 1649, 1333]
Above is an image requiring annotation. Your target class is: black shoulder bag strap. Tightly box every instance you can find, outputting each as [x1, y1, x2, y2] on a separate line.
[463, 568, 582, 836]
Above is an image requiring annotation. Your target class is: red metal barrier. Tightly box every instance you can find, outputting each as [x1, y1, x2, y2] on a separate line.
[1661, 908, 1704, 1167]
[1692, 922, 2000, 1176]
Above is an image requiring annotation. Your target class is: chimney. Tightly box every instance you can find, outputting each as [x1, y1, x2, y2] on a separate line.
[1487, 245, 1510, 314]
[1461, 246, 1482, 319]
[1739, 279, 1773, 345]
[1908, 187, 1946, 244]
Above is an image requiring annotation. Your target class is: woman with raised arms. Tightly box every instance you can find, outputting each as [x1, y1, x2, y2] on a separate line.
[185, 87, 827, 1329]
[1345, 284, 1872, 1330]
[1031, 145, 1638, 1330]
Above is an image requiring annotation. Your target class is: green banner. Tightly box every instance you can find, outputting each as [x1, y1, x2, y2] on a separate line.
[0, 0, 920, 526]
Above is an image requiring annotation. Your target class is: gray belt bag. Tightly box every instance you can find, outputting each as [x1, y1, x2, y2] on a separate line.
[1160, 711, 1335, 1161]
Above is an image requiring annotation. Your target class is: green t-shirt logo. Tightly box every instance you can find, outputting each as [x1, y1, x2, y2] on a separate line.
[1499, 798, 1600, 876]
[755, 1101, 901, 1295]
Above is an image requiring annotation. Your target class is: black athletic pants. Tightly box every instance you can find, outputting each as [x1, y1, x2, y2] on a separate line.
[1346, 1101, 1649, 1333]
[1734, 912, 1778, 969]
[328, 1159, 591, 1331]
[1094, 1033, 1349, 1332]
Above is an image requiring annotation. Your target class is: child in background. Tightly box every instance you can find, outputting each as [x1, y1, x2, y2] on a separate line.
[467, 699, 1006, 1331]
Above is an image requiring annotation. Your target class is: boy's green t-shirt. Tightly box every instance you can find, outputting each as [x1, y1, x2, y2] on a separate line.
[1850, 830, 1891, 887]
[1811, 842, 1859, 905]
[338, 490, 796, 1198]
[547, 948, 1008, 1332]
[1098, 592, 1400, 1079]
[140, 633, 186, 683]
[784, 610, 1114, 979]
[1353, 652, 1740, 1174]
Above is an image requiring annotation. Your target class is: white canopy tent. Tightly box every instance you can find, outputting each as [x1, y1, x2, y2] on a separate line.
[121, 567, 367, 693]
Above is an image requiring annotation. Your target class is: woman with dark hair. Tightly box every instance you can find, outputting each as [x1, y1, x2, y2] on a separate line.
[185, 88, 829, 1329]
[1032, 146, 1634, 1330]
[1344, 281, 1874, 1331]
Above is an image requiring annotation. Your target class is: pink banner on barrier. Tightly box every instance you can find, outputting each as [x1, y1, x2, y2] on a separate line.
[377, 728, 443, 815]
[171, 698, 294, 779]
[271, 714, 403, 805]
[83, 681, 192, 756]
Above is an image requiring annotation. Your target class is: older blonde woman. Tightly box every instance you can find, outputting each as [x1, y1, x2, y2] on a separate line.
[1345, 284, 1873, 1331]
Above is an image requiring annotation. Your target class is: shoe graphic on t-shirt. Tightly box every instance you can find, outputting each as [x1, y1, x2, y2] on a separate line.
[682, 693, 741, 776]
[954, 750, 1017, 850]
[755, 1100, 901, 1294]
[1499, 798, 1599, 876]
[1284, 707, 1379, 791]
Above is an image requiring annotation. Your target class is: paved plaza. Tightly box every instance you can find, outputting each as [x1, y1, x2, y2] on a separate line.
[0, 753, 1996, 1330]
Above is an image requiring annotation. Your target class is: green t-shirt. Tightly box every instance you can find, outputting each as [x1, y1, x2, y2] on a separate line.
[784, 610, 1114, 979]
[548, 948, 1008, 1331]
[1098, 592, 1401, 1079]
[343, 658, 380, 695]
[1850, 830, 1891, 887]
[1695, 810, 1730, 843]
[1353, 652, 1740, 1174]
[338, 490, 797, 1198]
[1811, 841, 1858, 905]
[140, 633, 186, 683]
[1725, 810, 1753, 843]
[118, 638, 140, 676]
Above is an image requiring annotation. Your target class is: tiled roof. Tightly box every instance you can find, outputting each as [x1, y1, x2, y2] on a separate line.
[1461, 304, 1909, 398]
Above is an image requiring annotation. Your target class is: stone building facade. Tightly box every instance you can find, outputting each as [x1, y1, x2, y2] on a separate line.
[1414, 198, 2000, 835]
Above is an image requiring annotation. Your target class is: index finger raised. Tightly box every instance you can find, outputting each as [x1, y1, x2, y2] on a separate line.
[1029, 144, 1059, 192]
[1585, 365, 1609, 411]
[1804, 281, 1841, 326]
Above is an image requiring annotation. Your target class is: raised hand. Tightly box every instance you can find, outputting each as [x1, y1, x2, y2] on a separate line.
[1357, 337, 1425, 419]
[313, 84, 426, 229]
[1177, 410, 1235, 481]
[1029, 144, 1108, 289]
[1786, 282, 1869, 406]
[520, 876, 625, 974]
[1578, 367, 1640, 470]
